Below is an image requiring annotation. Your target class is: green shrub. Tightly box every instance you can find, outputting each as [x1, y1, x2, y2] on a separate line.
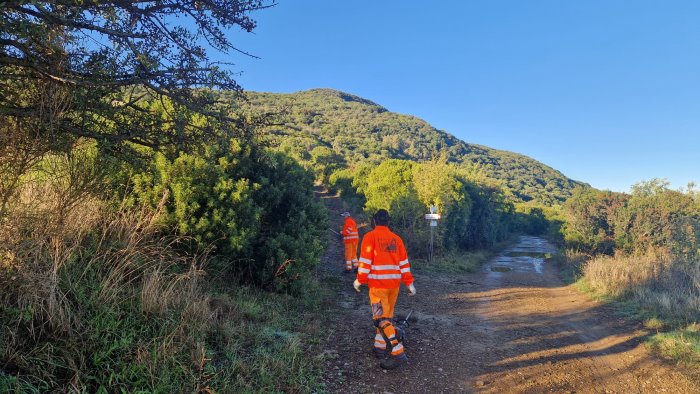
[127, 139, 327, 291]
[562, 180, 700, 257]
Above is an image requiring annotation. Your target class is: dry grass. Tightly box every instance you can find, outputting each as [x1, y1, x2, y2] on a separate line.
[579, 250, 700, 370]
[0, 150, 327, 392]
[0, 157, 215, 391]
[583, 250, 700, 321]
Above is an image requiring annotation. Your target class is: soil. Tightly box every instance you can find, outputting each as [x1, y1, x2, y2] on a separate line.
[316, 190, 699, 394]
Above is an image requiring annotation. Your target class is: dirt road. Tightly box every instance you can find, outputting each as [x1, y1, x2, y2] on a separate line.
[318, 194, 698, 393]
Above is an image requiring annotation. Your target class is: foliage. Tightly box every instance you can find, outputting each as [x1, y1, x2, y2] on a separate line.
[514, 203, 562, 237]
[562, 179, 700, 257]
[239, 88, 588, 205]
[0, 3, 334, 391]
[461, 180, 515, 249]
[412, 161, 472, 251]
[0, 142, 327, 392]
[0, 1, 273, 152]
[332, 158, 516, 258]
[328, 167, 366, 212]
[127, 139, 327, 291]
[363, 159, 416, 213]
[561, 187, 626, 254]
[309, 146, 345, 184]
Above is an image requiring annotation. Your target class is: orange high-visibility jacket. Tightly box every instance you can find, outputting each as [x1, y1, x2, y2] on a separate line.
[356, 225, 414, 289]
[342, 217, 359, 244]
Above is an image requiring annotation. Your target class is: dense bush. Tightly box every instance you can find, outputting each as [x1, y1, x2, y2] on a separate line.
[127, 139, 327, 291]
[562, 180, 700, 257]
[331, 158, 518, 258]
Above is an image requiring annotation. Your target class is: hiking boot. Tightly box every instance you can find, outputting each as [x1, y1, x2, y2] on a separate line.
[380, 354, 407, 370]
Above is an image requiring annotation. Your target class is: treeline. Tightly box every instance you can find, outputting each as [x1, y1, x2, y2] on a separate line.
[239, 89, 587, 205]
[328, 158, 549, 259]
[562, 179, 700, 260]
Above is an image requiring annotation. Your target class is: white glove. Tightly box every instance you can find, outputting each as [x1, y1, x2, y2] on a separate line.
[353, 279, 361, 293]
[408, 283, 416, 296]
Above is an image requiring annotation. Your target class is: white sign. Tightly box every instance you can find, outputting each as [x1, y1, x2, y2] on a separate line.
[430, 220, 438, 227]
[424, 213, 441, 220]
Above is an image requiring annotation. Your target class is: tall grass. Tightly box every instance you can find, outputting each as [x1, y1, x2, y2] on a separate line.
[577, 250, 700, 370]
[0, 152, 325, 392]
[583, 251, 700, 321]
[0, 182, 212, 391]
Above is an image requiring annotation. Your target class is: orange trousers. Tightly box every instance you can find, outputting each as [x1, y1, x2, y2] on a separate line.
[343, 241, 358, 271]
[369, 287, 404, 357]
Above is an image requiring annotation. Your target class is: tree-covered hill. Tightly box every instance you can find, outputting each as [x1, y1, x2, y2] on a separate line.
[237, 88, 588, 205]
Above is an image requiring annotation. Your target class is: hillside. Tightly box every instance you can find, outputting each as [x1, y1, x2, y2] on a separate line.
[237, 88, 588, 205]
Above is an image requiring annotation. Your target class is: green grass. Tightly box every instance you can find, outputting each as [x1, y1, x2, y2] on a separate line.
[412, 249, 492, 274]
[412, 237, 521, 274]
[204, 282, 328, 393]
[647, 323, 700, 368]
[0, 278, 328, 394]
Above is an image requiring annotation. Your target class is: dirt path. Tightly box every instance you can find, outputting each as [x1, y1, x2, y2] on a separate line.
[317, 190, 698, 394]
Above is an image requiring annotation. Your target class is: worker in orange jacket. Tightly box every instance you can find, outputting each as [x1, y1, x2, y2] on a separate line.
[340, 211, 359, 273]
[353, 209, 416, 370]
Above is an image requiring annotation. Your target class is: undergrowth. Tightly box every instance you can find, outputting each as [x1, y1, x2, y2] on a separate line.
[413, 249, 492, 274]
[561, 251, 700, 374]
[0, 169, 326, 393]
[415, 236, 524, 274]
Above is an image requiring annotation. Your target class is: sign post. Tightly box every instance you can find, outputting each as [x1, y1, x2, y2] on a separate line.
[424, 206, 440, 263]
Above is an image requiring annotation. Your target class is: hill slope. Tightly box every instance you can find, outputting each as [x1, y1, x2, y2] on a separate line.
[238, 88, 587, 204]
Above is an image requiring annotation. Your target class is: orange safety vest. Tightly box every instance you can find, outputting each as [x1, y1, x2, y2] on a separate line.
[341, 217, 359, 244]
[356, 225, 414, 289]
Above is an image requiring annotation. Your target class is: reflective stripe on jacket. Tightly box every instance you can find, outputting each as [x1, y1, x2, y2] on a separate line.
[356, 225, 414, 289]
[341, 217, 359, 244]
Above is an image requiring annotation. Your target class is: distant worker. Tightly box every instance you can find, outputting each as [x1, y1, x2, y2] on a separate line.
[353, 209, 416, 370]
[340, 211, 359, 273]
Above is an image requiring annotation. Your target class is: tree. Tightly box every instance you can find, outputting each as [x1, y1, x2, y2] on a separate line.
[363, 159, 415, 213]
[309, 146, 345, 184]
[562, 187, 623, 254]
[412, 160, 472, 250]
[0, 1, 274, 151]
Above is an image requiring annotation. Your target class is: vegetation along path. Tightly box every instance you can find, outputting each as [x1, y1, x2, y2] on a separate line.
[319, 196, 697, 393]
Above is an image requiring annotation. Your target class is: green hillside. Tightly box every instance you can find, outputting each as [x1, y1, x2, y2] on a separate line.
[238, 88, 587, 205]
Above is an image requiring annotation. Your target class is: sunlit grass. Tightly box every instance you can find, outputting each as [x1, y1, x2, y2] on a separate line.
[567, 251, 700, 373]
[413, 249, 492, 274]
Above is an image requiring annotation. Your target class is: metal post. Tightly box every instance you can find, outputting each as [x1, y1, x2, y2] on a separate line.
[429, 223, 434, 263]
[425, 206, 439, 264]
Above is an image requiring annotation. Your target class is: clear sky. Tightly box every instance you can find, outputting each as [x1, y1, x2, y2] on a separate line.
[222, 1, 699, 193]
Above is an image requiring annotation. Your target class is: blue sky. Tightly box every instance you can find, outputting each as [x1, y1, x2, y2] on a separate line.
[221, 1, 699, 192]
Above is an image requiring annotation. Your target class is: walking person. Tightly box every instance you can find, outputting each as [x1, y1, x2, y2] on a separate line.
[340, 211, 359, 273]
[353, 209, 416, 369]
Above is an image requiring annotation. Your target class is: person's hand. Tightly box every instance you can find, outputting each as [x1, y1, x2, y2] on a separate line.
[407, 283, 416, 296]
[353, 279, 361, 293]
